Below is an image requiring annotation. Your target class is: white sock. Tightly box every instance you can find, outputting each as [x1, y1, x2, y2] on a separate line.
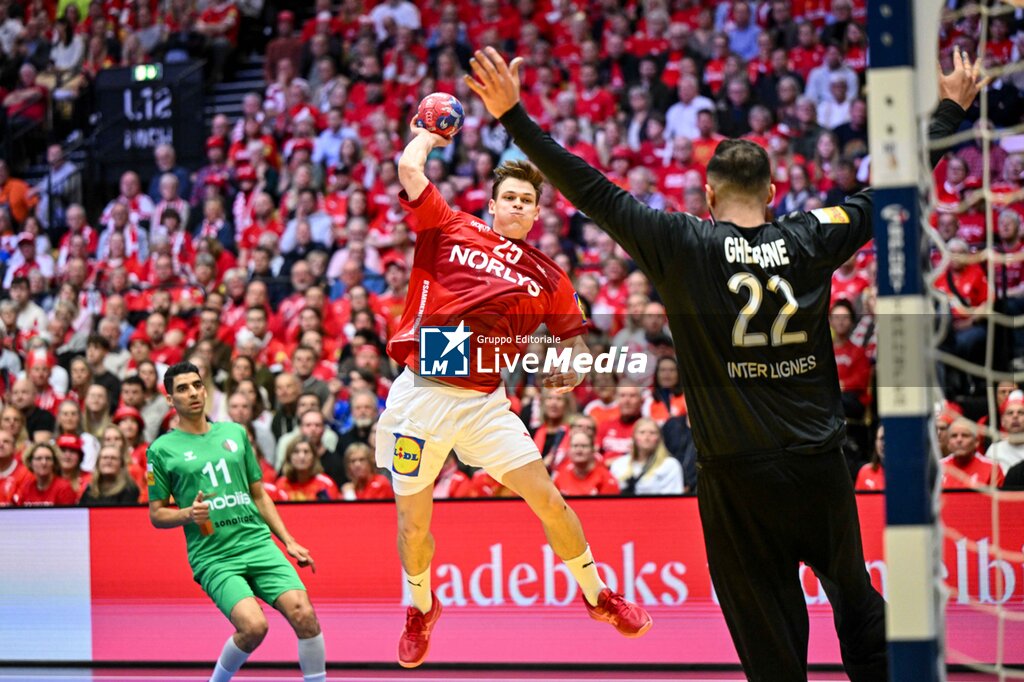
[209, 635, 249, 682]
[298, 632, 326, 682]
[404, 567, 432, 614]
[564, 545, 608, 606]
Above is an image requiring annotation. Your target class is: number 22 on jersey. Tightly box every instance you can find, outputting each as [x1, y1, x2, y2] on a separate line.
[728, 273, 807, 348]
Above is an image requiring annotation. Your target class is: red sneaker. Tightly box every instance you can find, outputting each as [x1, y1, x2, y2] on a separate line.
[584, 588, 653, 638]
[398, 592, 443, 668]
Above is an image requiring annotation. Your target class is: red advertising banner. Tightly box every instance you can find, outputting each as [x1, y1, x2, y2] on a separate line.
[89, 493, 1024, 665]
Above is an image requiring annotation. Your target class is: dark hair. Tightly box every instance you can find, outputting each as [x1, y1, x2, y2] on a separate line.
[830, 298, 857, 321]
[55, 18, 73, 46]
[293, 345, 316, 358]
[706, 140, 772, 202]
[86, 333, 110, 351]
[491, 160, 544, 202]
[298, 306, 322, 321]
[122, 375, 145, 390]
[163, 361, 201, 393]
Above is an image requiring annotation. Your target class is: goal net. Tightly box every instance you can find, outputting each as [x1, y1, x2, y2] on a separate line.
[870, 1, 1024, 679]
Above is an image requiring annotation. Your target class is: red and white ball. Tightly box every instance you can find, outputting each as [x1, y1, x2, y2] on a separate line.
[415, 93, 465, 140]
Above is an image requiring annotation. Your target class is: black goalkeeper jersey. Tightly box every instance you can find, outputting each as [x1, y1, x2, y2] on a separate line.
[501, 100, 966, 459]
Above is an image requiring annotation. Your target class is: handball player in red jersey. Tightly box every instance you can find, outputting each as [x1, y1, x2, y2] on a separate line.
[377, 120, 652, 668]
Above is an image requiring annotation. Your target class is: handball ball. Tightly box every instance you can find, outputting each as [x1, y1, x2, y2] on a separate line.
[415, 93, 465, 140]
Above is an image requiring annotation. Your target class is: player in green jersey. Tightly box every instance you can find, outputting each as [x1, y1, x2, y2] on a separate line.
[148, 362, 326, 682]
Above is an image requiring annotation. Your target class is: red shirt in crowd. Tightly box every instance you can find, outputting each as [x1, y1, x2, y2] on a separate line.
[833, 338, 871, 406]
[0, 460, 32, 506]
[789, 44, 825, 80]
[275, 474, 340, 501]
[933, 263, 988, 320]
[553, 463, 620, 497]
[855, 464, 885, 491]
[941, 454, 1004, 489]
[596, 415, 641, 460]
[199, 0, 240, 46]
[996, 240, 1024, 295]
[347, 475, 394, 500]
[576, 88, 617, 125]
[433, 465, 472, 499]
[692, 134, 726, 168]
[583, 400, 620, 428]
[831, 269, 870, 308]
[16, 476, 77, 507]
[262, 480, 289, 502]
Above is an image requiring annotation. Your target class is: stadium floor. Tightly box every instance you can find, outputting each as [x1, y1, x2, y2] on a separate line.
[0, 669, 1003, 681]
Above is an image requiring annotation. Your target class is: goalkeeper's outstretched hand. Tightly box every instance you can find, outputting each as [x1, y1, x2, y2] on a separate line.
[464, 47, 524, 120]
[940, 46, 992, 111]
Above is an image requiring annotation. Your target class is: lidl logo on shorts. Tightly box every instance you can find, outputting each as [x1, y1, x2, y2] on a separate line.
[419, 320, 471, 377]
[393, 435, 425, 476]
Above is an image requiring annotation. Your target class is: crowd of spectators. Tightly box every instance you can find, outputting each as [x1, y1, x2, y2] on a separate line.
[2, 0, 1024, 508]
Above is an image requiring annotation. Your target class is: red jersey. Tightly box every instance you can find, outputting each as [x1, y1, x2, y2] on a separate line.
[275, 474, 339, 501]
[833, 338, 871, 405]
[58, 226, 99, 260]
[0, 460, 32, 506]
[789, 45, 825, 80]
[831, 269, 870, 307]
[995, 241, 1024, 295]
[703, 58, 726, 95]
[388, 184, 588, 392]
[855, 464, 885, 491]
[596, 416, 641, 460]
[347, 474, 394, 500]
[200, 1, 239, 46]
[941, 454, 1004, 489]
[576, 88, 617, 125]
[433, 467, 472, 499]
[262, 481, 289, 502]
[934, 264, 988, 319]
[647, 393, 688, 425]
[553, 463, 620, 497]
[955, 210, 987, 247]
[469, 469, 512, 497]
[583, 400, 621, 428]
[15, 476, 78, 506]
[692, 135, 726, 168]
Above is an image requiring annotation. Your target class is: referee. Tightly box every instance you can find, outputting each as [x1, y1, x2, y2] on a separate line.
[467, 47, 986, 681]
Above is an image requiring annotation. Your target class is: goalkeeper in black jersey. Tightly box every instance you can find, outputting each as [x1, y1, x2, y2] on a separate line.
[466, 46, 987, 681]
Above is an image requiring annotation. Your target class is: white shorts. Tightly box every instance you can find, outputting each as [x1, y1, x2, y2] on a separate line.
[375, 368, 540, 496]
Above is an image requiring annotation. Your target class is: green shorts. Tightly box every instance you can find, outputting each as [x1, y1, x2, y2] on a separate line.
[193, 542, 306, 618]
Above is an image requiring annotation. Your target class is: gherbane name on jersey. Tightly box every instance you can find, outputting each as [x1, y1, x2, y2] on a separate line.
[723, 236, 791, 269]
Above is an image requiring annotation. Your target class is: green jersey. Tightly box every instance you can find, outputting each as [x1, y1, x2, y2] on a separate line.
[148, 421, 270, 569]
